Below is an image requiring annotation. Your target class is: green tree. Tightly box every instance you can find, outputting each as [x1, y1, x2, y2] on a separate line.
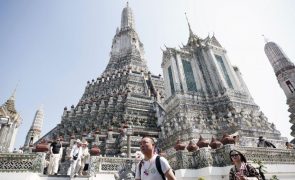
[253, 160, 267, 180]
[270, 175, 279, 180]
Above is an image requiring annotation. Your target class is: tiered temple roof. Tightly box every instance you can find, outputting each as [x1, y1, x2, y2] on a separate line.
[38, 3, 165, 157]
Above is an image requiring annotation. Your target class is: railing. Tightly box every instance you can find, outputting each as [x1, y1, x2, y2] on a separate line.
[2, 146, 294, 177]
[167, 145, 295, 170]
[0, 152, 138, 177]
[89, 156, 139, 178]
[0, 152, 45, 173]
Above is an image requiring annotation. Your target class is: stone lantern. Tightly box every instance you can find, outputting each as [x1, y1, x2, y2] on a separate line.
[221, 133, 235, 145]
[197, 135, 209, 148]
[90, 144, 101, 156]
[187, 140, 198, 152]
[35, 139, 49, 152]
[209, 137, 223, 149]
[174, 139, 186, 151]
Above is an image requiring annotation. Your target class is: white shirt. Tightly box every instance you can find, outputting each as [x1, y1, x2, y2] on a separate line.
[70, 144, 82, 160]
[135, 154, 171, 180]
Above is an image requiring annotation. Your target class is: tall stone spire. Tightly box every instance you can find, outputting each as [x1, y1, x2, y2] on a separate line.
[30, 105, 44, 132]
[24, 105, 44, 151]
[264, 41, 294, 77]
[36, 4, 165, 157]
[104, 2, 148, 74]
[121, 2, 135, 30]
[264, 40, 295, 140]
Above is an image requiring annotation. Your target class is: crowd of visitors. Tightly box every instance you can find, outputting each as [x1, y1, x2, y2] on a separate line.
[40, 135, 294, 179]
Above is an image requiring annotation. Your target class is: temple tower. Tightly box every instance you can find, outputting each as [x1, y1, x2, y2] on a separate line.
[159, 19, 283, 151]
[24, 105, 44, 151]
[38, 3, 165, 157]
[264, 40, 295, 142]
[0, 90, 22, 152]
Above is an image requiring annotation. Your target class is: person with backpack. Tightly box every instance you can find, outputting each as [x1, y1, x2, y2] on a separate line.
[135, 136, 176, 180]
[229, 150, 262, 180]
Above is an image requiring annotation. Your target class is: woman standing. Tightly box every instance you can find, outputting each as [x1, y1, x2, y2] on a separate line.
[79, 140, 90, 176]
[229, 150, 262, 180]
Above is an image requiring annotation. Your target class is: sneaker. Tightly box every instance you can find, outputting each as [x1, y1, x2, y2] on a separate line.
[54, 173, 58, 176]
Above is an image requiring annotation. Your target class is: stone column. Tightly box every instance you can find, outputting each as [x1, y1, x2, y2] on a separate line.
[195, 147, 213, 169]
[0, 125, 9, 151]
[175, 150, 189, 169]
[126, 128, 133, 158]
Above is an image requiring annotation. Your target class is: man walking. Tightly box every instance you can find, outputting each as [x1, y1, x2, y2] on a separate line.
[48, 137, 63, 175]
[135, 137, 176, 180]
[68, 139, 82, 178]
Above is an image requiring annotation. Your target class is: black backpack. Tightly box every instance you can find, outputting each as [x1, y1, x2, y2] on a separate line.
[138, 155, 166, 180]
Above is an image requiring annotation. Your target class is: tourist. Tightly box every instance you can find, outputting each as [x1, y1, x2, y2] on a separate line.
[78, 139, 90, 176]
[286, 142, 294, 149]
[135, 136, 176, 180]
[48, 137, 63, 175]
[257, 136, 276, 148]
[229, 150, 261, 180]
[68, 139, 82, 177]
[17, 147, 23, 154]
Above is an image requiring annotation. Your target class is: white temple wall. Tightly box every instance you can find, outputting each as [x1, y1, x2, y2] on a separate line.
[162, 65, 171, 97]
[175, 164, 295, 180]
[277, 69, 295, 98]
[222, 52, 241, 90]
[233, 67, 253, 97]
[171, 55, 182, 92]
[209, 48, 233, 90]
[204, 48, 224, 92]
[190, 54, 204, 92]
[176, 53, 188, 92]
[8, 125, 18, 152]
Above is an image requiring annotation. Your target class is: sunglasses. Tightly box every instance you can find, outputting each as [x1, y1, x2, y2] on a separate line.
[230, 154, 239, 157]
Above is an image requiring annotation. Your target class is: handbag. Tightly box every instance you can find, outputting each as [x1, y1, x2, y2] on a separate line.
[73, 154, 78, 160]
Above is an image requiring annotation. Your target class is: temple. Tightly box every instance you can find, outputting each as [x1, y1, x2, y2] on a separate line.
[159, 17, 284, 153]
[1, 3, 293, 180]
[23, 105, 44, 152]
[37, 2, 165, 157]
[264, 40, 295, 143]
[0, 90, 22, 152]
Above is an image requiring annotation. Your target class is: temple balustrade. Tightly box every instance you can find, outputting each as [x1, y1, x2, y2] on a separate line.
[167, 144, 295, 170]
[0, 152, 45, 173]
[89, 156, 138, 176]
[0, 152, 140, 178]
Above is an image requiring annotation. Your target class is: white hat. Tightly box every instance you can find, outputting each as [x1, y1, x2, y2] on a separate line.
[76, 139, 81, 143]
[82, 139, 88, 145]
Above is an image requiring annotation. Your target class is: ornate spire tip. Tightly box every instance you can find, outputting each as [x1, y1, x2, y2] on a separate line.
[185, 12, 193, 36]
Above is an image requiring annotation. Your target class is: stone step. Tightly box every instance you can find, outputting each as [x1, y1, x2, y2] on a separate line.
[39, 175, 90, 180]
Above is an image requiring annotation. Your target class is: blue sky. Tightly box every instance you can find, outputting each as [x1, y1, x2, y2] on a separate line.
[1, 0, 295, 149]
